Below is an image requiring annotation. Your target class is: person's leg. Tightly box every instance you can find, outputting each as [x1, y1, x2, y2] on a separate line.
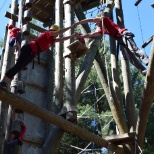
[122, 46, 146, 75]
[121, 31, 149, 66]
[9, 38, 15, 47]
[5, 44, 34, 79]
[127, 37, 149, 65]
[0, 44, 34, 86]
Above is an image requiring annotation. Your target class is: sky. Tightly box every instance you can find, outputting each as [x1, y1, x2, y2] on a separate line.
[0, 0, 154, 56]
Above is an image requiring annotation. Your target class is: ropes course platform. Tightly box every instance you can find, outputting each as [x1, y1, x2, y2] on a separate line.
[25, 0, 100, 27]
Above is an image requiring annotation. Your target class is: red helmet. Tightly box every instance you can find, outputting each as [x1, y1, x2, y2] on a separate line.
[8, 24, 14, 29]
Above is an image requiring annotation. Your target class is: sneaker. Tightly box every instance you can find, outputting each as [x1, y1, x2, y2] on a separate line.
[142, 70, 147, 76]
[0, 81, 7, 90]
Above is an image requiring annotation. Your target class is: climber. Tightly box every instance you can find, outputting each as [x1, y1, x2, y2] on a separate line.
[0, 25, 76, 89]
[8, 24, 21, 50]
[6, 119, 26, 154]
[72, 15, 149, 75]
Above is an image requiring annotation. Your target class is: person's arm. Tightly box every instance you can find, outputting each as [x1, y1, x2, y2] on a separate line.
[72, 17, 102, 28]
[51, 26, 72, 36]
[55, 33, 77, 42]
[76, 31, 101, 39]
[18, 122, 27, 141]
[18, 114, 27, 141]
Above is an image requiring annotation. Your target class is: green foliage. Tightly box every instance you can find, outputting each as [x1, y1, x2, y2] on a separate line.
[0, 38, 4, 48]
[58, 43, 118, 153]
[130, 66, 144, 105]
[57, 27, 153, 153]
[143, 104, 154, 153]
[30, 19, 45, 36]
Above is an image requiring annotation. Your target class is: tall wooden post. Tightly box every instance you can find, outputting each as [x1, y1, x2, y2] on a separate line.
[115, 0, 136, 132]
[54, 0, 64, 114]
[1, 0, 18, 153]
[4, 0, 24, 154]
[42, 0, 65, 153]
[12, 1, 24, 154]
[63, 0, 76, 122]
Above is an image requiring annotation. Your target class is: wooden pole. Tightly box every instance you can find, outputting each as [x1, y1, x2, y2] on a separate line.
[8, 1, 24, 154]
[136, 38, 154, 148]
[115, 0, 136, 132]
[94, 52, 128, 134]
[0, 88, 125, 153]
[2, 0, 18, 154]
[63, 1, 76, 121]
[43, 0, 64, 153]
[54, 0, 64, 114]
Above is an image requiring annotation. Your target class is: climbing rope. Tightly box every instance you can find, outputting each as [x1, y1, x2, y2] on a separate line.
[136, 6, 144, 45]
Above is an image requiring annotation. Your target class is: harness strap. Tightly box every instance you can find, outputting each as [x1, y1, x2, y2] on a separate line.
[35, 41, 42, 64]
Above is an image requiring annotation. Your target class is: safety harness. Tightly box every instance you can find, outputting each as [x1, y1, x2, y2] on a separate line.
[32, 41, 41, 69]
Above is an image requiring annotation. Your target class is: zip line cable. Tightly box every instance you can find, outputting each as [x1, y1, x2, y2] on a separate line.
[136, 6, 144, 45]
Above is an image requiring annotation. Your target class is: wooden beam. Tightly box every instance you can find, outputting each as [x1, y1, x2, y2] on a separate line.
[134, 0, 142, 6]
[23, 79, 47, 92]
[105, 132, 136, 145]
[31, 4, 52, 17]
[0, 88, 124, 153]
[81, 0, 100, 11]
[4, 11, 46, 32]
[136, 38, 154, 148]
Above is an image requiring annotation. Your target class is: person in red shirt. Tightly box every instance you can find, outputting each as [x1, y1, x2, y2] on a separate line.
[8, 24, 21, 48]
[0, 25, 76, 89]
[6, 119, 26, 154]
[73, 15, 149, 75]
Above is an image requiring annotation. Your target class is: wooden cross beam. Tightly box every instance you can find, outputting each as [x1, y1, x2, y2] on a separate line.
[136, 37, 154, 148]
[4, 11, 46, 33]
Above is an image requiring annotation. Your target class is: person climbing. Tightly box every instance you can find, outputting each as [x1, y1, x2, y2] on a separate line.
[6, 119, 26, 154]
[8, 24, 21, 50]
[72, 15, 149, 75]
[0, 25, 76, 89]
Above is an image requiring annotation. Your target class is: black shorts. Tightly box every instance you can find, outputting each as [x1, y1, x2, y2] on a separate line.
[5, 44, 35, 79]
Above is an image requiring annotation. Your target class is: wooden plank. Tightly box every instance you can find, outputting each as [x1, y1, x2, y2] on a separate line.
[4, 11, 46, 33]
[0, 88, 124, 153]
[23, 80, 47, 91]
[151, 3, 154, 8]
[136, 38, 154, 148]
[105, 132, 136, 145]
